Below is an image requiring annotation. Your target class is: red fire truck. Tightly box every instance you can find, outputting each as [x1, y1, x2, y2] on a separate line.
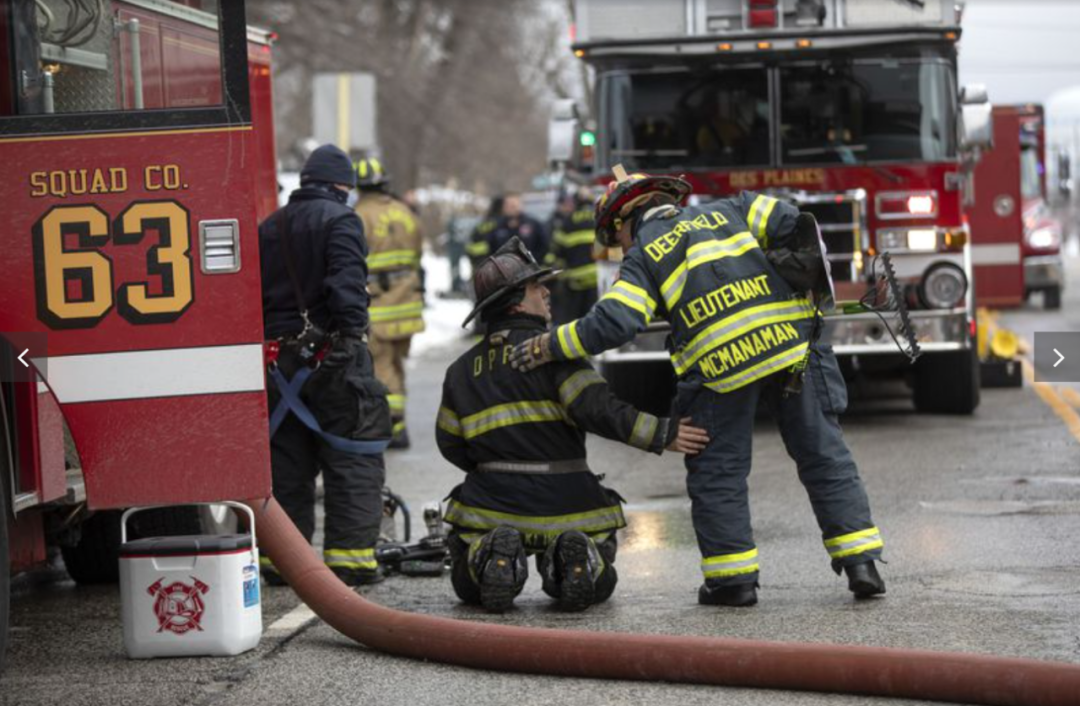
[970, 104, 1064, 310]
[552, 0, 993, 415]
[1, 0, 278, 670]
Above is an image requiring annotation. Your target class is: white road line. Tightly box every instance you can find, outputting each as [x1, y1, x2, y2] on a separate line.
[266, 603, 316, 633]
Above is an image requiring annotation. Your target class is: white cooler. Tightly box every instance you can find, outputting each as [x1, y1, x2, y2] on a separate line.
[119, 502, 263, 658]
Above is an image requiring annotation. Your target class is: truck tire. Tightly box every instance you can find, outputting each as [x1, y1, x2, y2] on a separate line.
[61, 507, 204, 585]
[1044, 287, 1062, 310]
[912, 347, 981, 415]
[601, 360, 676, 417]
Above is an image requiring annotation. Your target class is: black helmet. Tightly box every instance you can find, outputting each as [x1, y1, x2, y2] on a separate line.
[354, 157, 389, 189]
[300, 144, 357, 187]
[463, 237, 559, 327]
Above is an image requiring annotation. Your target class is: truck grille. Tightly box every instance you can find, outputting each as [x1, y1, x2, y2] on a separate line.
[786, 190, 867, 283]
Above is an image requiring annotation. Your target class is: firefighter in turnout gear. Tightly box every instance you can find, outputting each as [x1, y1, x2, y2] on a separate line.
[259, 145, 392, 587]
[466, 193, 550, 268]
[548, 187, 599, 324]
[437, 237, 708, 613]
[510, 166, 886, 607]
[353, 157, 424, 450]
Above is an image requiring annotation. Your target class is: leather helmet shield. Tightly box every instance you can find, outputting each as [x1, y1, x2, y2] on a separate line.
[463, 237, 559, 326]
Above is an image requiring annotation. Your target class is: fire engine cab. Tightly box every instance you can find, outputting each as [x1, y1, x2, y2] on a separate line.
[0, 0, 277, 671]
[551, 0, 994, 415]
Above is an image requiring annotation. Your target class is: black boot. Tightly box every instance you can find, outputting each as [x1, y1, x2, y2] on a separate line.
[388, 426, 410, 450]
[332, 565, 386, 586]
[698, 582, 758, 607]
[844, 561, 886, 598]
[542, 531, 603, 612]
[472, 526, 528, 613]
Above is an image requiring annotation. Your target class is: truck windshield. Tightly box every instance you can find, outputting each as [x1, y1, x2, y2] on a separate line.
[1019, 144, 1043, 200]
[779, 60, 956, 164]
[602, 67, 771, 170]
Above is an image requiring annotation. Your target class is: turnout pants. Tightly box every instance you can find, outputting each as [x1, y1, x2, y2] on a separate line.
[266, 347, 388, 578]
[676, 344, 883, 587]
[370, 334, 412, 437]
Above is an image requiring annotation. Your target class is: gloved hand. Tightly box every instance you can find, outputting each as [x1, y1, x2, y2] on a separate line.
[509, 332, 555, 372]
[323, 330, 365, 369]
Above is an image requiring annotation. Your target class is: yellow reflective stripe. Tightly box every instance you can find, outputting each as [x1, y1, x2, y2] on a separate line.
[387, 394, 406, 412]
[659, 231, 759, 309]
[324, 547, 378, 570]
[701, 548, 759, 578]
[660, 262, 689, 309]
[748, 194, 779, 246]
[556, 322, 587, 359]
[466, 241, 490, 256]
[444, 500, 626, 536]
[824, 527, 884, 559]
[703, 342, 808, 394]
[555, 229, 596, 248]
[558, 369, 605, 407]
[437, 406, 462, 436]
[629, 413, 659, 450]
[674, 299, 813, 375]
[369, 250, 420, 269]
[560, 263, 598, 282]
[370, 301, 424, 322]
[601, 280, 656, 323]
[392, 419, 406, 435]
[460, 400, 566, 439]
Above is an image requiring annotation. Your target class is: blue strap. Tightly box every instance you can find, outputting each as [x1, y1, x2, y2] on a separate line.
[269, 366, 390, 456]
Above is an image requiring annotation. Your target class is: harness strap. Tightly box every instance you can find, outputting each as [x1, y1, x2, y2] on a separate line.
[268, 366, 390, 456]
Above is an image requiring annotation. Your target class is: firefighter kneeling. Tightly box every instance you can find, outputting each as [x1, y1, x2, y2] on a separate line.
[435, 238, 707, 612]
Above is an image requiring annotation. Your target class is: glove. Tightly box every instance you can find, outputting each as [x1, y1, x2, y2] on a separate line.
[323, 331, 365, 369]
[509, 332, 555, 372]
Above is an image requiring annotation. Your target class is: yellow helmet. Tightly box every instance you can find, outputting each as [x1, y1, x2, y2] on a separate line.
[354, 157, 389, 189]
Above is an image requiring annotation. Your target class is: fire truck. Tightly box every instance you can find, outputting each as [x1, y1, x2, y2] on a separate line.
[551, 0, 993, 415]
[1, 0, 278, 671]
[970, 104, 1064, 310]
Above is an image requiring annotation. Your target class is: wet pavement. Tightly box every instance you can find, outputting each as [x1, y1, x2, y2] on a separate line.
[4, 264, 1080, 706]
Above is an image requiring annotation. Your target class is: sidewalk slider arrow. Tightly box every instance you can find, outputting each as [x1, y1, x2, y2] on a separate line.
[1053, 348, 1065, 368]
[17, 348, 29, 368]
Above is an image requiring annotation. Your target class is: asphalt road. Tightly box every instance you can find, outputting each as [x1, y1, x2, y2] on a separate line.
[4, 264, 1080, 706]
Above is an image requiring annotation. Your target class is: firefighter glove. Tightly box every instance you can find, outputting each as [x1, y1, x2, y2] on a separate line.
[323, 330, 366, 369]
[509, 332, 555, 372]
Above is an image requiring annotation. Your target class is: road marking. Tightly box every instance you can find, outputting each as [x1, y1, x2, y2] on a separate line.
[1059, 386, 1080, 411]
[266, 603, 316, 634]
[1020, 358, 1080, 443]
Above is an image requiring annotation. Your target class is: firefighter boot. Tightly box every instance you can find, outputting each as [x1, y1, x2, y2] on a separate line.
[541, 531, 604, 612]
[388, 425, 411, 450]
[844, 560, 886, 599]
[698, 582, 758, 607]
[470, 526, 528, 613]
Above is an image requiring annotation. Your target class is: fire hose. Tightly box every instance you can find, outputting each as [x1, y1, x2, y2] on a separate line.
[246, 496, 1080, 706]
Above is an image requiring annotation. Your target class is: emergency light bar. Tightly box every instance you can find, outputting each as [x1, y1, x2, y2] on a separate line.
[875, 191, 938, 220]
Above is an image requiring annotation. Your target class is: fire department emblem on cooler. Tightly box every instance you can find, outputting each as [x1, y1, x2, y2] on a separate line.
[147, 577, 210, 634]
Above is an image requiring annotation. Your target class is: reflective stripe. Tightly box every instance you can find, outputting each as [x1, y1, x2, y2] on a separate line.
[701, 548, 759, 578]
[387, 394, 406, 413]
[674, 300, 814, 374]
[561, 263, 598, 285]
[437, 406, 462, 436]
[370, 301, 424, 323]
[460, 400, 566, 439]
[555, 229, 596, 248]
[659, 231, 759, 309]
[558, 369, 605, 407]
[629, 413, 659, 450]
[259, 556, 275, 568]
[466, 241, 490, 257]
[748, 194, 779, 246]
[324, 547, 378, 570]
[601, 280, 656, 322]
[444, 500, 626, 537]
[369, 249, 420, 270]
[556, 322, 587, 359]
[703, 342, 808, 394]
[824, 527, 884, 559]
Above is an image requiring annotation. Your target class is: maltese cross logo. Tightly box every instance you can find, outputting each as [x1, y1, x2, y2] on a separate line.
[147, 577, 210, 634]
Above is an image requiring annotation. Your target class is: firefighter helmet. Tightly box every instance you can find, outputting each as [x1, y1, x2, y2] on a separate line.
[354, 157, 389, 189]
[463, 237, 559, 326]
[594, 164, 691, 246]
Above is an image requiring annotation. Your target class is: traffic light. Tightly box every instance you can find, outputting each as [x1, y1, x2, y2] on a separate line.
[579, 130, 596, 147]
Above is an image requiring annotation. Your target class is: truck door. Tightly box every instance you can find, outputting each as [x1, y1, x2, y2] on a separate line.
[0, 0, 270, 509]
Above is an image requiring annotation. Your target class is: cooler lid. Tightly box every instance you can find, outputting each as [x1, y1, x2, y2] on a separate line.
[119, 533, 253, 558]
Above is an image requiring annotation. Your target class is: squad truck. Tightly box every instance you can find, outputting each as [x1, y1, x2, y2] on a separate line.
[1, 0, 278, 671]
[552, 0, 994, 415]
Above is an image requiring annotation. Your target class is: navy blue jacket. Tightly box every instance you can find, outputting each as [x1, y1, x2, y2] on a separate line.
[259, 186, 370, 338]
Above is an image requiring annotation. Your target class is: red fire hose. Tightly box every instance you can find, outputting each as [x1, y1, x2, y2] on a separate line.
[248, 497, 1080, 706]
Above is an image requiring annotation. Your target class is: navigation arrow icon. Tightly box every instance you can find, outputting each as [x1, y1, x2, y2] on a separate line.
[1053, 348, 1065, 368]
[16, 348, 29, 368]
